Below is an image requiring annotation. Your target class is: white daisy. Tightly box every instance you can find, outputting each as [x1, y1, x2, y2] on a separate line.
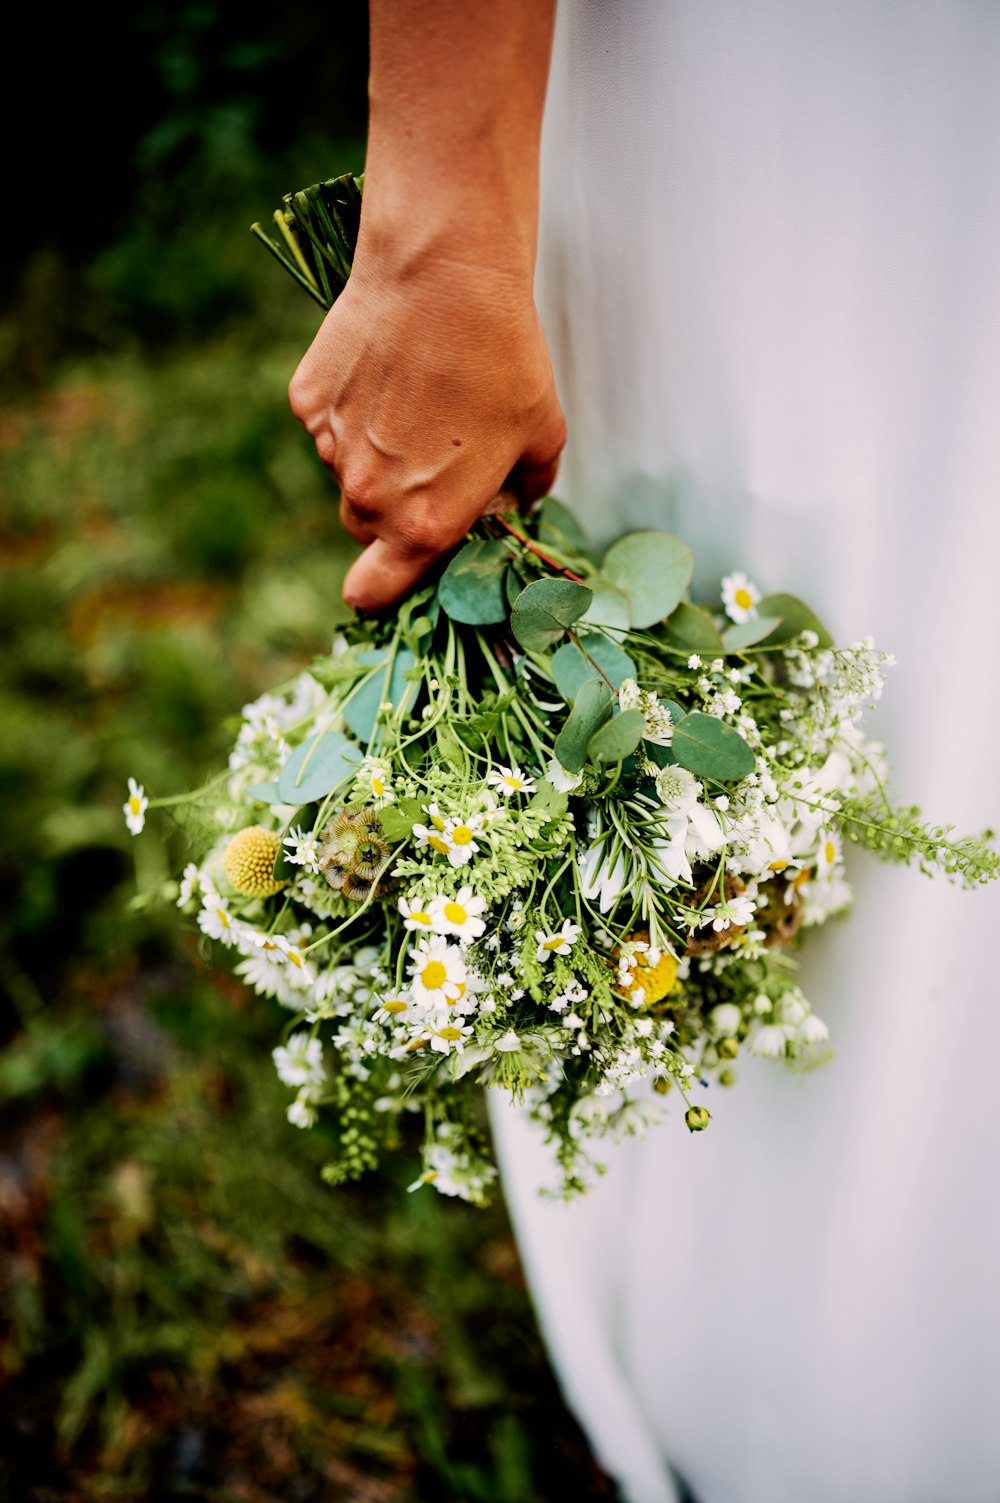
[814, 828, 842, 878]
[358, 755, 395, 806]
[487, 764, 536, 797]
[408, 936, 468, 1009]
[426, 1022, 474, 1055]
[272, 1033, 324, 1089]
[197, 898, 242, 948]
[494, 1030, 522, 1053]
[535, 920, 582, 962]
[700, 892, 757, 932]
[398, 894, 436, 932]
[123, 777, 148, 836]
[283, 826, 322, 872]
[412, 822, 454, 858]
[177, 862, 201, 907]
[287, 1093, 319, 1129]
[429, 886, 487, 943]
[442, 816, 484, 867]
[373, 995, 411, 1024]
[721, 571, 762, 624]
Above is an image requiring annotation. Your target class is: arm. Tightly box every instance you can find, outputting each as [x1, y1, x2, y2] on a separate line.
[289, 0, 564, 611]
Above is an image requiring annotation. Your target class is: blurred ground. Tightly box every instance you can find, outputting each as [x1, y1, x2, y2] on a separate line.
[0, 7, 614, 1498]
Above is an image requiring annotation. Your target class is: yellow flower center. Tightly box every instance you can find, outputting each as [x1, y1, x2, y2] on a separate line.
[429, 813, 446, 831]
[444, 901, 467, 925]
[129, 796, 142, 815]
[451, 825, 474, 846]
[223, 825, 286, 899]
[215, 908, 230, 928]
[383, 999, 407, 1013]
[503, 776, 524, 790]
[409, 909, 432, 926]
[734, 587, 753, 610]
[438, 1027, 463, 1041]
[616, 934, 679, 1006]
[824, 840, 836, 865]
[768, 859, 789, 872]
[286, 950, 304, 968]
[542, 936, 565, 951]
[428, 835, 451, 856]
[372, 776, 385, 796]
[421, 960, 447, 990]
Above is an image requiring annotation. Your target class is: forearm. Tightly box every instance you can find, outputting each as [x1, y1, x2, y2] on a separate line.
[358, 0, 557, 284]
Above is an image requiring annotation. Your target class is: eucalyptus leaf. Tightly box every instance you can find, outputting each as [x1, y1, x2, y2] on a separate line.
[721, 615, 784, 651]
[278, 728, 360, 804]
[602, 531, 694, 629]
[510, 577, 593, 652]
[755, 594, 834, 649]
[342, 646, 419, 742]
[663, 600, 725, 653]
[671, 713, 755, 782]
[580, 575, 632, 633]
[248, 781, 282, 803]
[645, 741, 678, 768]
[537, 496, 588, 552]
[438, 538, 510, 624]
[587, 709, 646, 764]
[554, 677, 613, 773]
[550, 634, 637, 703]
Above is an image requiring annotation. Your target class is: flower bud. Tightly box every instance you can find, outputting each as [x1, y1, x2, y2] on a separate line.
[718, 1037, 739, 1060]
[685, 1105, 711, 1132]
[718, 1068, 737, 1087]
[653, 1076, 673, 1096]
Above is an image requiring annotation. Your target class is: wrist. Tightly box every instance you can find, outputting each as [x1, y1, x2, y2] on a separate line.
[357, 146, 539, 289]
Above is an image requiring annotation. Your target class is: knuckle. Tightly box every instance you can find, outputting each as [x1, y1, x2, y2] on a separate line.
[314, 429, 337, 466]
[394, 509, 441, 556]
[287, 370, 309, 421]
[339, 463, 386, 521]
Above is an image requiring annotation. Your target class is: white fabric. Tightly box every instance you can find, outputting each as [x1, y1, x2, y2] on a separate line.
[490, 4, 1000, 1501]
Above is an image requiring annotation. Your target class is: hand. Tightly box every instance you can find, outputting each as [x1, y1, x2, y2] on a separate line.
[288, 251, 566, 612]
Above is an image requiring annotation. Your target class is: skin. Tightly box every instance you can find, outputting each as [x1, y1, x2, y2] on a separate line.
[289, 0, 564, 612]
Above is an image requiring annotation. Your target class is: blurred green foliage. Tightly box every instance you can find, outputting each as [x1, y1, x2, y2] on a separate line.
[0, 7, 612, 1498]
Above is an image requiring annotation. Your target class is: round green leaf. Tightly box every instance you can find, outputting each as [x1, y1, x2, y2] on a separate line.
[663, 600, 725, 653]
[510, 577, 593, 652]
[550, 634, 636, 703]
[580, 576, 632, 633]
[671, 712, 755, 782]
[278, 727, 361, 804]
[342, 647, 419, 742]
[247, 780, 282, 803]
[537, 496, 589, 552]
[602, 531, 695, 629]
[755, 594, 834, 649]
[554, 677, 613, 773]
[721, 615, 784, 651]
[438, 539, 510, 624]
[587, 709, 646, 764]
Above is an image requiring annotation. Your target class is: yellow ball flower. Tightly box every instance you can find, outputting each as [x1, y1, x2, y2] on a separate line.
[223, 826, 286, 899]
[616, 932, 680, 1006]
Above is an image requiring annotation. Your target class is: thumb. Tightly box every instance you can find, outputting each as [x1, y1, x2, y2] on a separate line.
[343, 519, 468, 614]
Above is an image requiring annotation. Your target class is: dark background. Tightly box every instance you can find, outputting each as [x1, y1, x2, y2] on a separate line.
[0, 6, 613, 1498]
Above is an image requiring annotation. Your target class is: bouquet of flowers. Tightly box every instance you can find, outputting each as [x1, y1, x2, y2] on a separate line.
[126, 177, 998, 1203]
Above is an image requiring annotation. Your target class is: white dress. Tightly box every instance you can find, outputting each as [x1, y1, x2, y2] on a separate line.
[489, 5, 1000, 1501]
